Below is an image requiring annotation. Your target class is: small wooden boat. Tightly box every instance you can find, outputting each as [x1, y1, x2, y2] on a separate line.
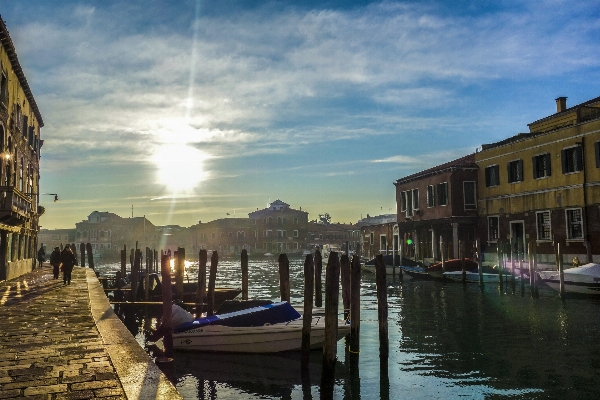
[362, 255, 422, 275]
[401, 265, 432, 280]
[538, 263, 600, 295]
[426, 259, 478, 280]
[172, 301, 351, 353]
[443, 270, 520, 283]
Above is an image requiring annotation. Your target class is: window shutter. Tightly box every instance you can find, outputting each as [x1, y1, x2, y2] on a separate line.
[532, 156, 538, 179]
[561, 149, 567, 173]
[545, 153, 552, 176]
[507, 163, 512, 183]
[485, 167, 491, 187]
[595, 141, 600, 168]
[517, 160, 523, 181]
[576, 146, 584, 171]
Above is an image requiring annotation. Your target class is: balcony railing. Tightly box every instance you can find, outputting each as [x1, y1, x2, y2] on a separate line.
[0, 186, 33, 226]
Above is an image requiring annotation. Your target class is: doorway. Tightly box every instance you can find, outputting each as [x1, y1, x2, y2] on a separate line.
[510, 221, 525, 256]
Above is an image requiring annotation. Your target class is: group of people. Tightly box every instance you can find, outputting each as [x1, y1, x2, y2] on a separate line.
[38, 243, 77, 285]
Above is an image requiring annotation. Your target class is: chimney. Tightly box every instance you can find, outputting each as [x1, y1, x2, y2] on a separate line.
[555, 97, 567, 113]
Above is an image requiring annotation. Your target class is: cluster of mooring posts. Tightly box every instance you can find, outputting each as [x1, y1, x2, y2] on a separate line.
[95, 243, 379, 398]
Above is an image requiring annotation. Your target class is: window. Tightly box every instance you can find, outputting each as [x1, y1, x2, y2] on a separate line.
[369, 232, 374, 245]
[412, 189, 419, 210]
[507, 159, 523, 183]
[595, 141, 600, 168]
[463, 181, 476, 209]
[488, 216, 499, 242]
[536, 211, 551, 240]
[426, 185, 435, 207]
[485, 165, 500, 187]
[294, 217, 298, 224]
[533, 153, 552, 179]
[566, 208, 583, 239]
[437, 182, 448, 206]
[562, 146, 583, 174]
[406, 190, 413, 216]
[293, 230, 298, 238]
[400, 191, 407, 212]
[380, 235, 387, 252]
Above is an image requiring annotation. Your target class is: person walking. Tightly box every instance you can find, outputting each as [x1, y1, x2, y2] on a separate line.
[60, 244, 76, 285]
[50, 246, 61, 279]
[37, 244, 46, 267]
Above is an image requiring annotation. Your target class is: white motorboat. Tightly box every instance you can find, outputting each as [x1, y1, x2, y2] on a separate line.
[538, 263, 600, 295]
[171, 301, 350, 353]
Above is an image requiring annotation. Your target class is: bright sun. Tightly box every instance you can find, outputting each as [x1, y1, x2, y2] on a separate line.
[153, 144, 209, 192]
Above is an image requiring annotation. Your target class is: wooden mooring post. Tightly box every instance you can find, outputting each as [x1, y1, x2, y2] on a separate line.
[321, 252, 340, 398]
[80, 243, 85, 268]
[477, 239, 484, 288]
[340, 254, 351, 319]
[120, 245, 126, 279]
[460, 240, 466, 284]
[131, 249, 140, 302]
[196, 250, 207, 317]
[519, 242, 525, 296]
[315, 248, 323, 307]
[533, 242, 539, 298]
[160, 252, 173, 360]
[241, 249, 248, 300]
[497, 241, 504, 293]
[278, 253, 290, 303]
[176, 247, 185, 301]
[375, 254, 389, 358]
[301, 253, 314, 362]
[144, 247, 150, 301]
[207, 251, 218, 316]
[349, 254, 361, 355]
[86, 243, 94, 271]
[558, 243, 565, 298]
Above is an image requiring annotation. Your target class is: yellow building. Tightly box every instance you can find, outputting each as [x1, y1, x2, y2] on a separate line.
[476, 96, 600, 265]
[0, 18, 44, 280]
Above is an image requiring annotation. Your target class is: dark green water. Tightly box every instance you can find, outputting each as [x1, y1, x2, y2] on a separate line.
[103, 257, 600, 399]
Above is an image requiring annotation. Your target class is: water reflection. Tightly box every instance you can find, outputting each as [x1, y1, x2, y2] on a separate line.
[97, 258, 600, 399]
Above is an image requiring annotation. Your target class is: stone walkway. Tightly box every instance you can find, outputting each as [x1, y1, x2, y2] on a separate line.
[0, 266, 181, 399]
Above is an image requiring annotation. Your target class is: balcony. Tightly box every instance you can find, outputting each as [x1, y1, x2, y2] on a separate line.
[0, 186, 33, 226]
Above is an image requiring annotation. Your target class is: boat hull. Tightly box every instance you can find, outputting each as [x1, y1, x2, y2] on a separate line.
[443, 271, 519, 283]
[173, 317, 350, 353]
[361, 264, 407, 276]
[538, 265, 600, 295]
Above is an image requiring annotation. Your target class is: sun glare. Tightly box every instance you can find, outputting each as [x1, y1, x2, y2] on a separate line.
[154, 144, 209, 192]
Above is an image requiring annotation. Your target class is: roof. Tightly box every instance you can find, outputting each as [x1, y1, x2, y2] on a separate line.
[0, 17, 43, 127]
[527, 95, 600, 127]
[394, 153, 477, 185]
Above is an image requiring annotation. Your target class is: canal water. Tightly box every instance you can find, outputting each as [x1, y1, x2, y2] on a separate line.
[99, 257, 600, 399]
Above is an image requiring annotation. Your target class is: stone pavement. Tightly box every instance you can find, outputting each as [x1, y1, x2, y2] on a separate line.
[0, 265, 182, 399]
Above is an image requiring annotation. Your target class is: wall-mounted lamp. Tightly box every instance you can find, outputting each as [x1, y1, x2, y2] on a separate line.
[39, 193, 58, 202]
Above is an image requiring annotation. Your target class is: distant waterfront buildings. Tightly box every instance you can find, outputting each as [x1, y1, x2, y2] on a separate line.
[0, 18, 44, 281]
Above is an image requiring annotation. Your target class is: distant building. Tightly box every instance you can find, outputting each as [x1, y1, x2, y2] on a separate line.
[190, 218, 254, 256]
[249, 200, 309, 254]
[476, 96, 600, 265]
[0, 18, 45, 280]
[308, 222, 361, 255]
[38, 229, 76, 252]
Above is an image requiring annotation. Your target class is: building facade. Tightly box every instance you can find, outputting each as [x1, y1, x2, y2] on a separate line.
[0, 19, 44, 280]
[476, 96, 600, 265]
[394, 154, 479, 263]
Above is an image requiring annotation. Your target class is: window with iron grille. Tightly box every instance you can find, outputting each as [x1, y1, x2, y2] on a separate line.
[488, 216, 499, 242]
[536, 211, 551, 240]
[566, 208, 583, 239]
[427, 185, 434, 207]
[533, 153, 552, 179]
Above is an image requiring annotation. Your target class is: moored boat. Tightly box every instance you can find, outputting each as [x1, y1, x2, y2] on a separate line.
[401, 265, 432, 280]
[171, 301, 351, 353]
[426, 259, 478, 280]
[443, 270, 520, 283]
[538, 263, 600, 295]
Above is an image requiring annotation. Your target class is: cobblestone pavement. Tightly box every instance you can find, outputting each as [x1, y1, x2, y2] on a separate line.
[0, 266, 181, 399]
[0, 266, 127, 399]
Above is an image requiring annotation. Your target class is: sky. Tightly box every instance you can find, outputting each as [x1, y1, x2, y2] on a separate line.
[2, 0, 600, 229]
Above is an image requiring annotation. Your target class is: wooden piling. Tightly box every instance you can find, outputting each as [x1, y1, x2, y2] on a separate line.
[207, 251, 218, 316]
[130, 248, 134, 275]
[321, 252, 340, 393]
[497, 241, 504, 292]
[460, 240, 466, 284]
[440, 237, 446, 275]
[154, 249, 158, 273]
[340, 254, 351, 318]
[121, 245, 126, 279]
[477, 239, 484, 288]
[86, 243, 94, 271]
[278, 253, 290, 303]
[349, 254, 361, 355]
[519, 242, 524, 295]
[528, 242, 534, 297]
[558, 242, 565, 298]
[176, 248, 185, 301]
[160, 252, 173, 358]
[131, 249, 139, 302]
[241, 249, 248, 301]
[533, 242, 539, 298]
[80, 243, 85, 268]
[301, 254, 314, 360]
[375, 254, 389, 358]
[144, 247, 150, 301]
[315, 248, 323, 308]
[196, 250, 207, 316]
